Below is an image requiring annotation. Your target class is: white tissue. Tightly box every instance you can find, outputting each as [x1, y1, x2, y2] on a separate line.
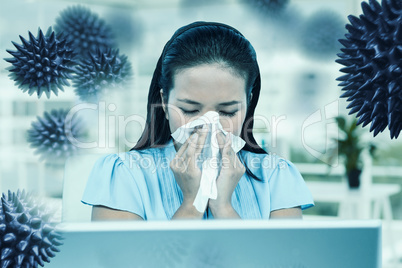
[171, 111, 246, 212]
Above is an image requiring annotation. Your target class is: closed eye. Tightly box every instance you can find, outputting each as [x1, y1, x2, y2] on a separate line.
[180, 109, 199, 116]
[219, 111, 237, 117]
[180, 108, 238, 117]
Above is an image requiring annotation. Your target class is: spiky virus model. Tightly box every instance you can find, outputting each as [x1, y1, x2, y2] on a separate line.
[73, 48, 132, 101]
[300, 10, 345, 59]
[4, 27, 76, 98]
[336, 0, 402, 139]
[55, 5, 114, 58]
[27, 109, 83, 162]
[0, 190, 62, 267]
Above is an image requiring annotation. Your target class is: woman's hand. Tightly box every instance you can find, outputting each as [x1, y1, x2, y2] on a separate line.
[170, 126, 208, 219]
[208, 131, 245, 218]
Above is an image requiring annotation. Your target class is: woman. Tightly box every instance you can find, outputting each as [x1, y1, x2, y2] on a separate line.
[82, 21, 314, 220]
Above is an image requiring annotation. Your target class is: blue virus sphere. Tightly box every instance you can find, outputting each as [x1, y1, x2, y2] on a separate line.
[300, 10, 345, 59]
[27, 109, 83, 162]
[0, 190, 63, 267]
[73, 48, 132, 101]
[55, 5, 114, 58]
[4, 27, 76, 99]
[336, 0, 402, 139]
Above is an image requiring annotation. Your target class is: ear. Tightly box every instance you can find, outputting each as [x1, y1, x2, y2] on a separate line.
[160, 89, 169, 120]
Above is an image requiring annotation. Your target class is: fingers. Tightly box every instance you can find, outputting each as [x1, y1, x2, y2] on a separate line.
[194, 125, 209, 155]
[186, 126, 209, 169]
[221, 133, 233, 158]
[216, 131, 226, 151]
[172, 133, 197, 172]
[185, 132, 200, 159]
[175, 132, 197, 158]
[217, 131, 244, 173]
[174, 125, 208, 167]
[217, 131, 233, 157]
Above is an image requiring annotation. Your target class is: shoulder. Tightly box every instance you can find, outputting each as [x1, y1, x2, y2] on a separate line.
[239, 150, 298, 182]
[88, 148, 160, 174]
[240, 150, 284, 167]
[114, 142, 174, 170]
[90, 141, 174, 177]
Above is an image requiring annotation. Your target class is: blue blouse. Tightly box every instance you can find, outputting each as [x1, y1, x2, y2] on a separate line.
[81, 138, 314, 220]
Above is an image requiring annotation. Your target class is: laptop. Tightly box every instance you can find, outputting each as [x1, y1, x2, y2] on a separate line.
[47, 220, 381, 268]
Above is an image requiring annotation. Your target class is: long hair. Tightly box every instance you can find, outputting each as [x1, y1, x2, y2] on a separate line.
[131, 21, 267, 179]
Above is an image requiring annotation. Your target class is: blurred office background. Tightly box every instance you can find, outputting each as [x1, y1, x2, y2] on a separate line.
[0, 0, 401, 266]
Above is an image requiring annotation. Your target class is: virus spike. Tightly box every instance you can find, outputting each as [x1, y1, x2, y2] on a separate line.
[17, 213, 29, 224]
[18, 225, 31, 237]
[50, 246, 60, 253]
[31, 231, 42, 243]
[16, 200, 24, 213]
[357, 112, 371, 126]
[40, 248, 50, 263]
[2, 200, 12, 213]
[16, 254, 25, 266]
[46, 247, 56, 258]
[0, 223, 6, 234]
[28, 255, 34, 267]
[52, 239, 64, 246]
[361, 1, 379, 22]
[5, 212, 15, 223]
[3, 233, 17, 244]
[1, 259, 13, 268]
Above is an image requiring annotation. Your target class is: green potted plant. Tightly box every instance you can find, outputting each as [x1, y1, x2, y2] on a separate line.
[328, 116, 376, 188]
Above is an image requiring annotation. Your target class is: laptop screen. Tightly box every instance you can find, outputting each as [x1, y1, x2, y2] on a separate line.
[47, 219, 381, 268]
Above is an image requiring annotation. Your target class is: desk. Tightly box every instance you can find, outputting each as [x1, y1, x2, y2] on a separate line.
[306, 181, 401, 220]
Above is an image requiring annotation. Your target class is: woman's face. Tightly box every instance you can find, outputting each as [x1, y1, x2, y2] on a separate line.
[161, 63, 248, 138]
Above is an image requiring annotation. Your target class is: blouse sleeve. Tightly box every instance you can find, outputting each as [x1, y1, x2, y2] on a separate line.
[81, 154, 145, 219]
[268, 158, 314, 212]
